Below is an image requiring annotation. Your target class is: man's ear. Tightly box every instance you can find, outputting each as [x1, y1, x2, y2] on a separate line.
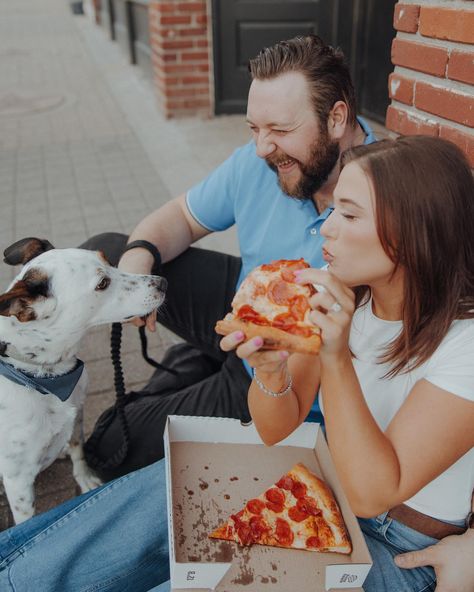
[0, 281, 37, 322]
[327, 101, 349, 140]
[3, 238, 54, 266]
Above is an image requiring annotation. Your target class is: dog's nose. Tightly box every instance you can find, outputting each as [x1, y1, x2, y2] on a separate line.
[153, 276, 167, 292]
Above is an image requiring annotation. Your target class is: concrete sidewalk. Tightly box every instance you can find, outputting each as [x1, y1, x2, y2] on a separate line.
[0, 0, 248, 530]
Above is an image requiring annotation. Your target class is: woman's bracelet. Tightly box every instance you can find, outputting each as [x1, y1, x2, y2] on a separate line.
[253, 369, 293, 398]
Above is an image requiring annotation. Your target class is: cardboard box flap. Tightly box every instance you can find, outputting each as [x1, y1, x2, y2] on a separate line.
[166, 414, 319, 448]
[171, 562, 231, 590]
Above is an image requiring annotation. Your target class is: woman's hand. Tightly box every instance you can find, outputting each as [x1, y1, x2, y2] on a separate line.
[219, 331, 290, 378]
[294, 268, 355, 359]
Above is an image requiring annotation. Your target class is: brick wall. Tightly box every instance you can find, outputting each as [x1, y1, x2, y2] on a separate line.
[386, 0, 474, 166]
[148, 0, 212, 118]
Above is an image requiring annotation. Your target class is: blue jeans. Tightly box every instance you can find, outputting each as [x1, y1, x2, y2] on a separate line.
[0, 460, 452, 592]
[0, 460, 170, 592]
[360, 512, 439, 592]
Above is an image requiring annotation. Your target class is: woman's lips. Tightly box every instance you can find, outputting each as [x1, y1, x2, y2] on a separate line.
[322, 248, 334, 263]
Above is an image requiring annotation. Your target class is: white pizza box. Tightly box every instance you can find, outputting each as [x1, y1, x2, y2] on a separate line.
[164, 415, 372, 591]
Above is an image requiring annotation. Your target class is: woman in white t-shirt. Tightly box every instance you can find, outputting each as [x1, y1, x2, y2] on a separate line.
[220, 135, 474, 592]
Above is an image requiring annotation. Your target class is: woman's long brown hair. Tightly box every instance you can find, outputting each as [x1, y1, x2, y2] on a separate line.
[341, 135, 474, 377]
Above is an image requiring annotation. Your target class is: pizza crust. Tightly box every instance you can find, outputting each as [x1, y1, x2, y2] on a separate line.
[215, 314, 321, 355]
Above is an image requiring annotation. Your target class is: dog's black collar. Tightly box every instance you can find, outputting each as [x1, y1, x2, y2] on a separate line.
[0, 358, 84, 402]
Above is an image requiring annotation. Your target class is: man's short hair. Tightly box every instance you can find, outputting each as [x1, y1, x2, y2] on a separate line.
[248, 35, 357, 128]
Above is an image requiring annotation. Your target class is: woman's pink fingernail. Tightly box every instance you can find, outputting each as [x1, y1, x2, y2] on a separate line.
[254, 337, 263, 347]
[279, 351, 289, 360]
[235, 331, 244, 340]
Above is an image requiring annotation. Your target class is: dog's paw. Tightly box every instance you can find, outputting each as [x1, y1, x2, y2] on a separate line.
[74, 467, 103, 493]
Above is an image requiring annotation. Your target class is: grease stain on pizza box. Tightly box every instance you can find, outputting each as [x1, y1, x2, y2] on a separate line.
[164, 416, 372, 591]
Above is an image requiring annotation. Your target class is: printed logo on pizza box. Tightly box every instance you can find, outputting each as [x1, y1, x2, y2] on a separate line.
[339, 573, 358, 584]
[186, 570, 195, 581]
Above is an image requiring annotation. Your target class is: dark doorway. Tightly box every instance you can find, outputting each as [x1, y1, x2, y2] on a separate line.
[212, 0, 396, 123]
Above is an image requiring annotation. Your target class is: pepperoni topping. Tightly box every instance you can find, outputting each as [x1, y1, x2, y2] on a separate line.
[236, 304, 268, 325]
[246, 498, 265, 515]
[276, 475, 294, 490]
[275, 518, 294, 546]
[289, 295, 310, 321]
[249, 515, 270, 539]
[261, 259, 308, 274]
[231, 513, 252, 546]
[268, 279, 294, 306]
[265, 487, 285, 513]
[306, 536, 321, 549]
[297, 496, 321, 517]
[291, 480, 307, 499]
[280, 259, 310, 282]
[288, 506, 309, 523]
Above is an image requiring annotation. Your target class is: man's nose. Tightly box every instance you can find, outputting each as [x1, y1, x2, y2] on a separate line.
[255, 132, 276, 159]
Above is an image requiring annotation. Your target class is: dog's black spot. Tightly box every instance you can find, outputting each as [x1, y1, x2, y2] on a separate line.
[44, 338, 52, 342]
[39, 347, 46, 352]
[26, 352, 37, 359]
[18, 496, 25, 503]
[48, 408, 56, 415]
[0, 341, 9, 355]
[22, 268, 50, 298]
[129, 280, 138, 286]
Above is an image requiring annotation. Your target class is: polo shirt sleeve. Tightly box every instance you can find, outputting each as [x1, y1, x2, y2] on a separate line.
[424, 321, 474, 401]
[186, 144, 248, 232]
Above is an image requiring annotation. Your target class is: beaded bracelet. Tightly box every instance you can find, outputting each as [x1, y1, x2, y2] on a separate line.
[253, 369, 293, 398]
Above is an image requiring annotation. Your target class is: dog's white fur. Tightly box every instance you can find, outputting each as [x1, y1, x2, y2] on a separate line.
[0, 241, 166, 524]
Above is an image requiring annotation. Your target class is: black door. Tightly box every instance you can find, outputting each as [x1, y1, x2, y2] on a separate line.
[212, 0, 396, 123]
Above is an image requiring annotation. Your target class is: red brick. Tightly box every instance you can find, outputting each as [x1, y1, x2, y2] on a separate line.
[447, 50, 474, 85]
[161, 39, 194, 50]
[388, 73, 415, 105]
[420, 7, 474, 44]
[415, 82, 474, 127]
[160, 15, 191, 25]
[155, 3, 177, 13]
[393, 4, 420, 33]
[161, 63, 199, 73]
[196, 14, 207, 25]
[391, 38, 448, 77]
[165, 86, 209, 97]
[177, 2, 206, 12]
[181, 51, 209, 61]
[196, 39, 209, 48]
[439, 125, 474, 167]
[177, 27, 207, 37]
[386, 105, 439, 136]
[181, 75, 209, 84]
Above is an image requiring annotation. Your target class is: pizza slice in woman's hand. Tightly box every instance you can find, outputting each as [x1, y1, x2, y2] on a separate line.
[215, 259, 321, 354]
[209, 463, 352, 554]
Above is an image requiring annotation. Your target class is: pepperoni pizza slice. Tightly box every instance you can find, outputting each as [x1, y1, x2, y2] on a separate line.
[215, 259, 321, 354]
[209, 463, 352, 554]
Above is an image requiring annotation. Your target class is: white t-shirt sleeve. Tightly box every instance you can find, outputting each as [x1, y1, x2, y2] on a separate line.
[424, 321, 474, 401]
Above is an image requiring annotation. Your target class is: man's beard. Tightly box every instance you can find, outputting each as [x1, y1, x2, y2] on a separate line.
[266, 132, 340, 201]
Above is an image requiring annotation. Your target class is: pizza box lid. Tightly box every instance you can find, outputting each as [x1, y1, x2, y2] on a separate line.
[164, 415, 372, 591]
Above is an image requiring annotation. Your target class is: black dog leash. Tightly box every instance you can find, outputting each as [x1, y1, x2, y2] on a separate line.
[84, 322, 177, 472]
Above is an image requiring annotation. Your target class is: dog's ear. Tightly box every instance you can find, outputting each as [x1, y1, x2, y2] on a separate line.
[0, 281, 37, 322]
[0, 269, 50, 322]
[3, 238, 55, 266]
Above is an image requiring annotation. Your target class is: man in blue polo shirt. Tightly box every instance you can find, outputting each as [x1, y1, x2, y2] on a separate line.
[81, 34, 376, 481]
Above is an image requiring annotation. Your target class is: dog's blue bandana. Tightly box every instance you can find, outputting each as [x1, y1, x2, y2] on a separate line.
[0, 358, 84, 402]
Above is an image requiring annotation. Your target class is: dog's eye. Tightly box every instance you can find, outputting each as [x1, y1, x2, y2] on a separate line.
[95, 277, 110, 291]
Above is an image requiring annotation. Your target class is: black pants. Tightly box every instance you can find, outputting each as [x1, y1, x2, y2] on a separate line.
[80, 233, 251, 480]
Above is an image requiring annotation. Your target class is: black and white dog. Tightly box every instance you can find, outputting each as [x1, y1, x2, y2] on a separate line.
[0, 238, 166, 523]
